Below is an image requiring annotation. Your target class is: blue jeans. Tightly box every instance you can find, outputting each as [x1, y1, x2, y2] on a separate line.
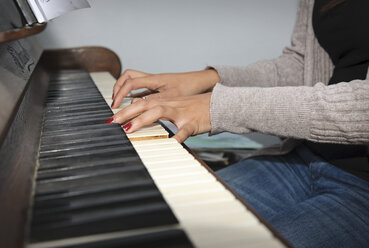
[217, 144, 369, 248]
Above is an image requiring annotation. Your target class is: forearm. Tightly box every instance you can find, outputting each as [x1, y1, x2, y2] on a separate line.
[176, 69, 220, 93]
[209, 53, 304, 88]
[210, 80, 369, 145]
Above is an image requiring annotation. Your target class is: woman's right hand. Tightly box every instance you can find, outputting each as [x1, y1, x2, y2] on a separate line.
[111, 69, 220, 108]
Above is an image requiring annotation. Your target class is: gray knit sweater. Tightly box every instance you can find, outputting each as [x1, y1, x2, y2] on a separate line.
[209, 0, 369, 155]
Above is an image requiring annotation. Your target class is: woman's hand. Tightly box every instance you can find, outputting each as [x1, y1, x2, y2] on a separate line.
[110, 92, 212, 143]
[111, 69, 220, 108]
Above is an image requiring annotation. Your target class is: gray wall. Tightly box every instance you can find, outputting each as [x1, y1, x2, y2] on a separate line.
[37, 0, 299, 74]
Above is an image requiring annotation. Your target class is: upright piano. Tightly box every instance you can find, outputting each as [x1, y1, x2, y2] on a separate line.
[0, 5, 290, 248]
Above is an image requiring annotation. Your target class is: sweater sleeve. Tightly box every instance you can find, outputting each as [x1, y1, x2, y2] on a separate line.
[210, 80, 369, 145]
[209, 0, 309, 88]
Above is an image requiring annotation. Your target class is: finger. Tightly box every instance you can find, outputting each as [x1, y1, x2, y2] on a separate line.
[173, 125, 193, 143]
[113, 71, 133, 99]
[140, 90, 179, 100]
[130, 89, 158, 98]
[113, 70, 148, 99]
[123, 105, 174, 134]
[131, 97, 148, 104]
[113, 77, 159, 108]
[113, 99, 150, 124]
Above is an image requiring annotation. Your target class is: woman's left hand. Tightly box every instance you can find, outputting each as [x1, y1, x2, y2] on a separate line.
[109, 92, 212, 143]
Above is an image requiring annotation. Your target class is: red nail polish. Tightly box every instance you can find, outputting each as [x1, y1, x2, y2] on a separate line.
[111, 100, 115, 108]
[105, 117, 114, 124]
[122, 122, 132, 132]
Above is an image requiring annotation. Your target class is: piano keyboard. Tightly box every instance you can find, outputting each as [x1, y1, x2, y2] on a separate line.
[27, 70, 286, 248]
[91, 72, 286, 248]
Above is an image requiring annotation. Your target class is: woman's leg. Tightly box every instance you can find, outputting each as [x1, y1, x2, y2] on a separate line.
[217, 145, 369, 247]
[217, 150, 313, 221]
[269, 147, 369, 248]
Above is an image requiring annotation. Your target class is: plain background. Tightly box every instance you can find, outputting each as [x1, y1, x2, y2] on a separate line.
[36, 0, 299, 74]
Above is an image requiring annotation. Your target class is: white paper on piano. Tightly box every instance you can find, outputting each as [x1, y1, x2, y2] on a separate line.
[26, 0, 90, 23]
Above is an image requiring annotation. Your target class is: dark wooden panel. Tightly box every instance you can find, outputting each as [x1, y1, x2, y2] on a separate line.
[0, 24, 46, 44]
[41, 46, 122, 79]
[0, 37, 43, 147]
[0, 64, 49, 248]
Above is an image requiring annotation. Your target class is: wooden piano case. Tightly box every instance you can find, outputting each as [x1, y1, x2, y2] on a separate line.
[0, 19, 122, 247]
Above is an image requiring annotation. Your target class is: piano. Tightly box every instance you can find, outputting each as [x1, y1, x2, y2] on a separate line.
[0, 9, 291, 248]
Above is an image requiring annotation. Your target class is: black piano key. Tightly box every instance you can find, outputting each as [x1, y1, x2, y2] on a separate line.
[37, 157, 142, 180]
[34, 181, 157, 207]
[47, 84, 97, 91]
[46, 95, 106, 106]
[30, 202, 178, 242]
[35, 167, 152, 194]
[46, 102, 104, 112]
[45, 99, 104, 108]
[42, 116, 113, 130]
[38, 152, 140, 171]
[40, 127, 124, 145]
[53, 229, 193, 248]
[43, 110, 111, 122]
[42, 109, 112, 122]
[42, 123, 119, 135]
[46, 93, 103, 103]
[46, 88, 99, 97]
[36, 164, 143, 184]
[39, 145, 137, 161]
[39, 139, 131, 158]
[49, 70, 90, 80]
[34, 189, 162, 215]
[40, 134, 129, 152]
[45, 104, 108, 116]
[35, 179, 155, 202]
[38, 152, 138, 170]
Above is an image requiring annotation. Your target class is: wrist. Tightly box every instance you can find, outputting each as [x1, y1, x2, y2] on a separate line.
[204, 69, 220, 88]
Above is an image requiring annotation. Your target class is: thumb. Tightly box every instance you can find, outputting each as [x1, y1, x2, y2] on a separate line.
[173, 125, 193, 143]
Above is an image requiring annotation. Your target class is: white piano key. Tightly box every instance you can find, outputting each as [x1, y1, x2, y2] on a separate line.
[159, 181, 226, 196]
[182, 211, 260, 228]
[132, 138, 178, 147]
[153, 173, 216, 188]
[132, 142, 184, 152]
[90, 72, 116, 98]
[165, 189, 235, 207]
[237, 239, 286, 248]
[140, 154, 195, 165]
[145, 160, 200, 171]
[186, 224, 274, 248]
[174, 200, 246, 218]
[148, 166, 208, 179]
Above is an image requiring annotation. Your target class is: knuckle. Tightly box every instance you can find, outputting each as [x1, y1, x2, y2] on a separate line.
[123, 69, 133, 75]
[137, 98, 149, 108]
[154, 105, 165, 115]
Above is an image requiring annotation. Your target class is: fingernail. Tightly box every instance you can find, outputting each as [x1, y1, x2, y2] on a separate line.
[105, 117, 114, 124]
[122, 122, 132, 132]
[111, 100, 115, 108]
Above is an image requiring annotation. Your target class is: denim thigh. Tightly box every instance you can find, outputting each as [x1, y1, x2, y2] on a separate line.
[217, 145, 369, 248]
